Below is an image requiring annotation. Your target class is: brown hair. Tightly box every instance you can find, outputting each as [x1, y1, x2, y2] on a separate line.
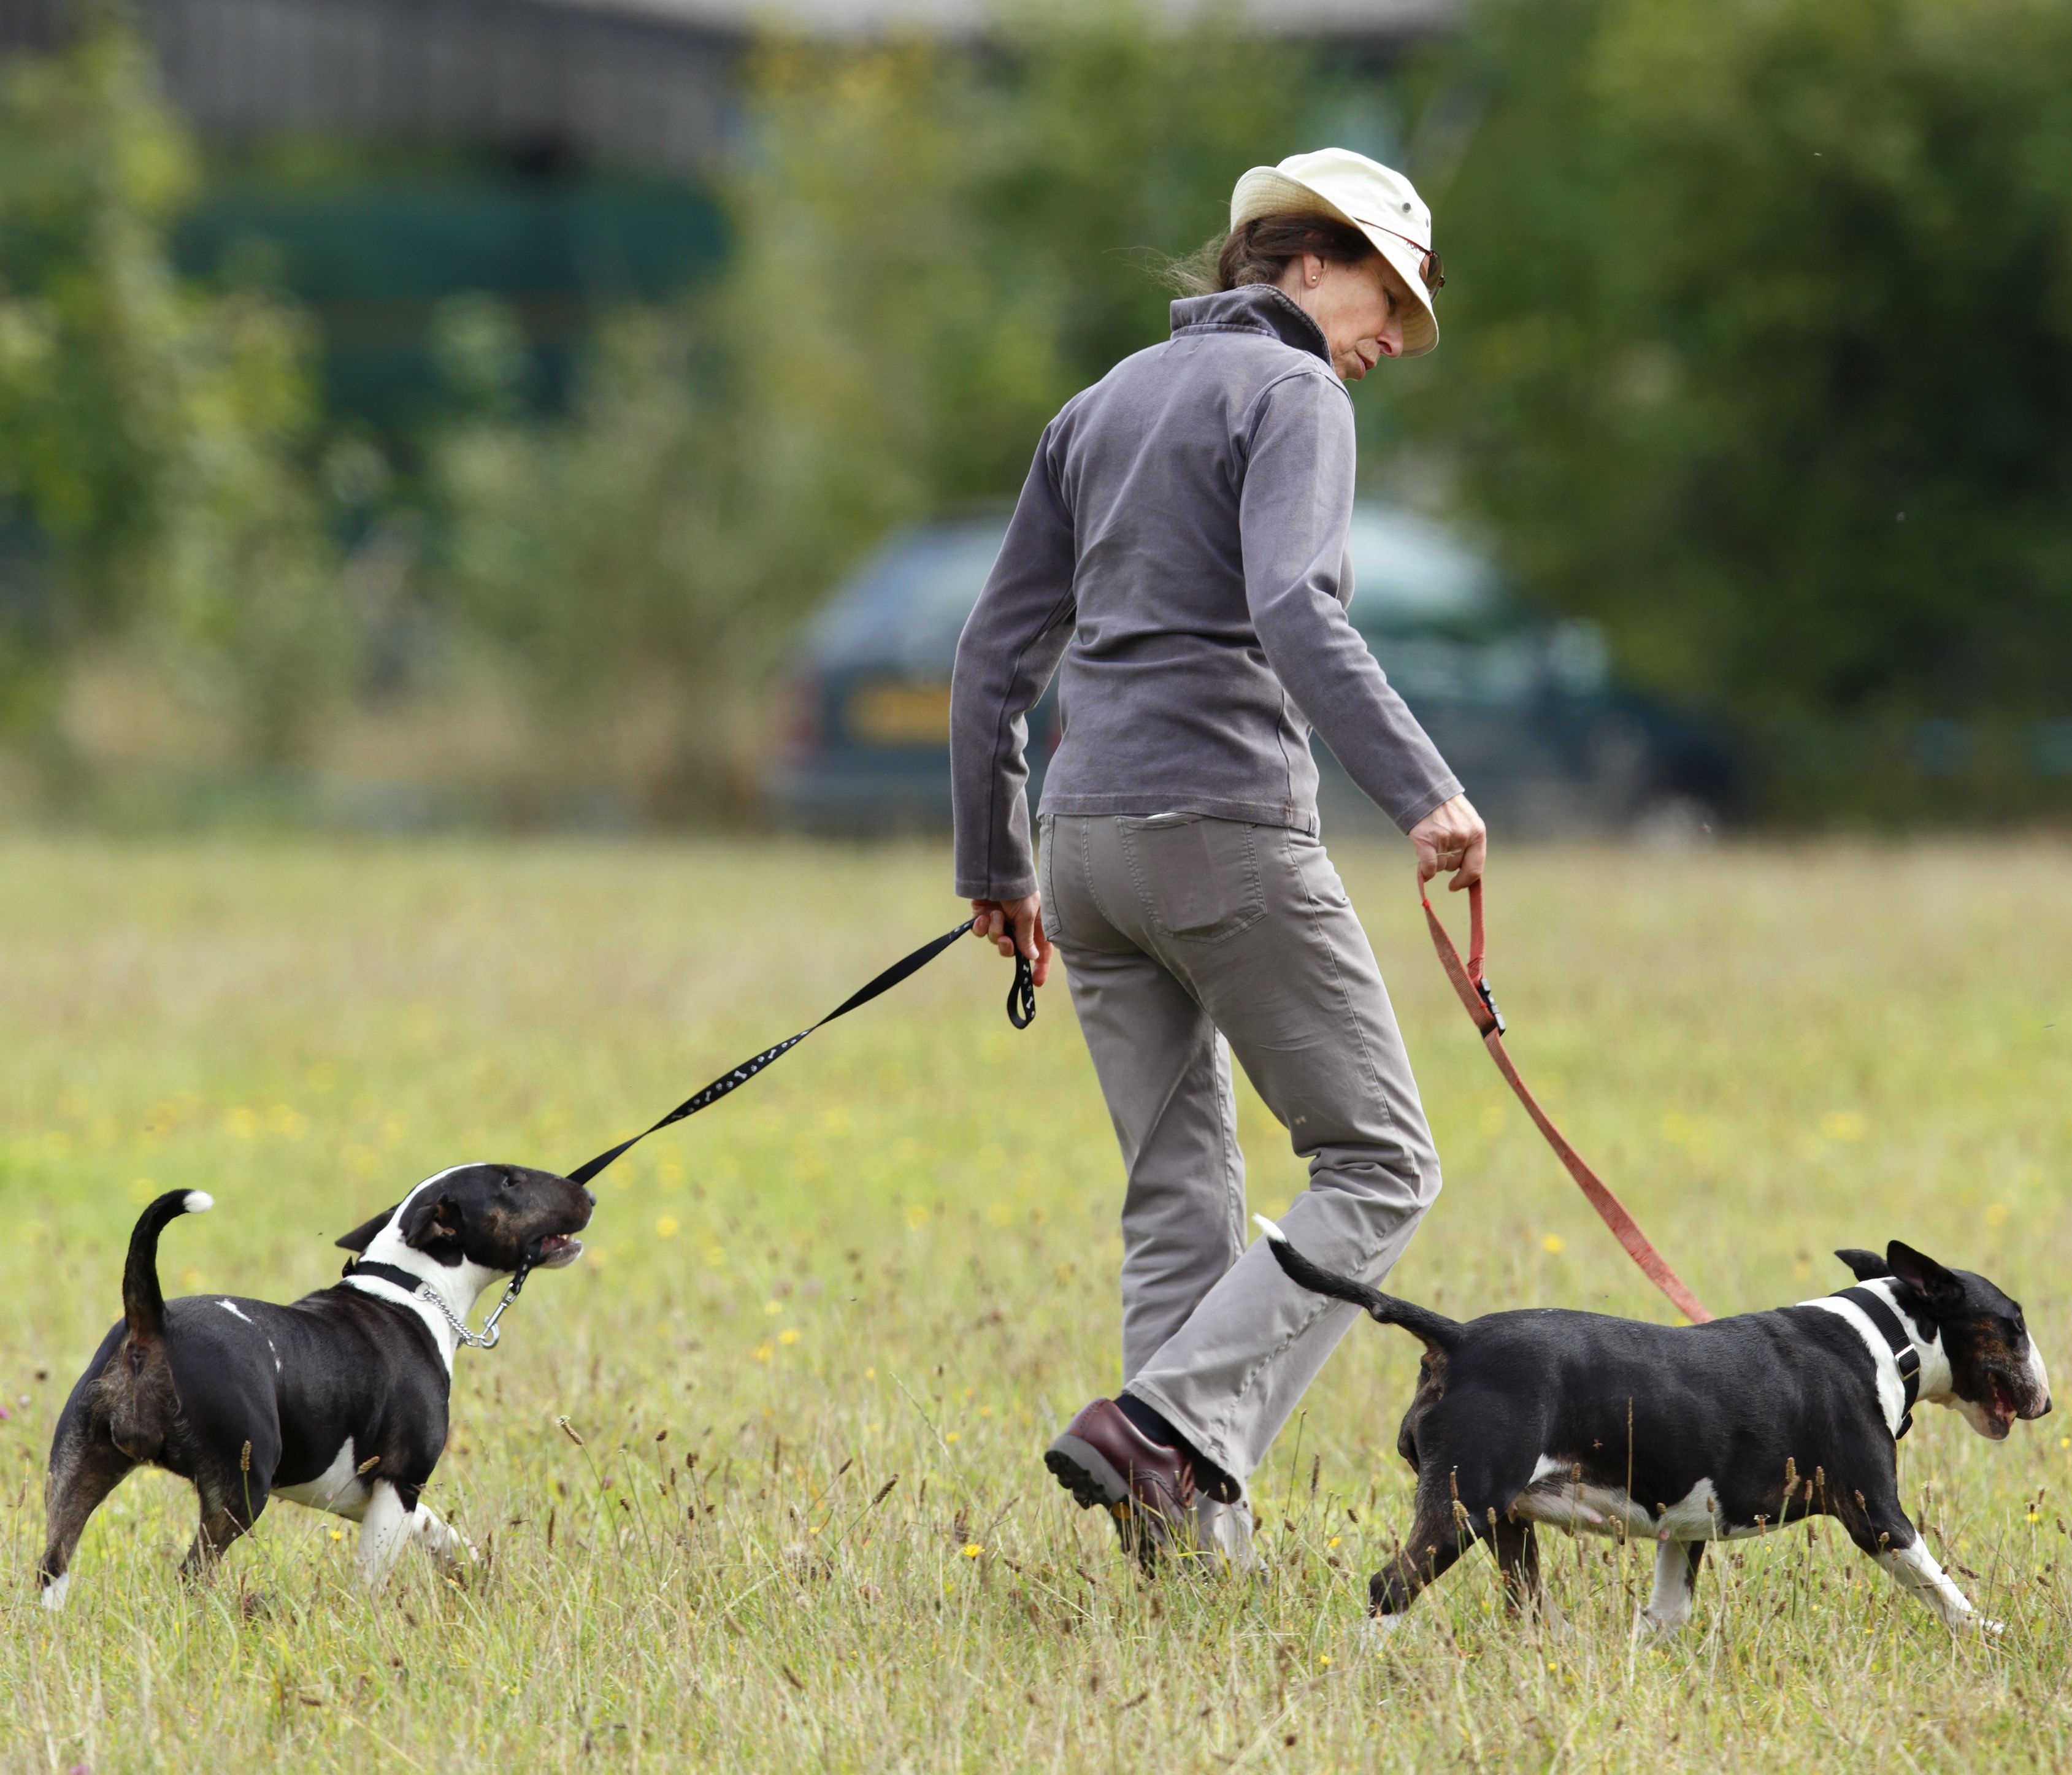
[1165, 212, 1378, 296]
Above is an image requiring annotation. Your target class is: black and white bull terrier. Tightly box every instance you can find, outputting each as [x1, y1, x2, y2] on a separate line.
[39, 1164, 592, 1609]
[1256, 1217, 2051, 1636]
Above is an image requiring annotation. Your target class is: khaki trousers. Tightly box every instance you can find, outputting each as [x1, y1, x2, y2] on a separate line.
[1039, 812, 1443, 1490]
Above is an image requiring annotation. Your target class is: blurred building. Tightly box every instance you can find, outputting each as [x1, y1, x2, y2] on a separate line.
[3, 0, 1454, 172]
[0, 0, 1455, 430]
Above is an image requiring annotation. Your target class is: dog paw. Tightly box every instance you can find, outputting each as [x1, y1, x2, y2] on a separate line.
[1968, 1614, 2006, 1638]
[1635, 1609, 1689, 1639]
[38, 1574, 71, 1612]
[1359, 1612, 1410, 1654]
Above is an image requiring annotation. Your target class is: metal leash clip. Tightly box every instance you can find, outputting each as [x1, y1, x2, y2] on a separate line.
[1475, 976, 1506, 1037]
[418, 1258, 533, 1351]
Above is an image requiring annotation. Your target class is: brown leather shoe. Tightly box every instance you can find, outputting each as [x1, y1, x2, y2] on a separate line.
[1045, 1398, 1197, 1570]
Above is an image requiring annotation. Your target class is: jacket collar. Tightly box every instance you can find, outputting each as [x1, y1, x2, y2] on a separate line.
[1170, 284, 1331, 366]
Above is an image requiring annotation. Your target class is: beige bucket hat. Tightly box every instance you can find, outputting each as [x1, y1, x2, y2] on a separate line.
[1229, 148, 1441, 357]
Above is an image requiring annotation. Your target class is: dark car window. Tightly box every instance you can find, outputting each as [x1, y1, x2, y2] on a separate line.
[804, 521, 1008, 675]
[1345, 508, 1611, 704]
[1343, 507, 1505, 638]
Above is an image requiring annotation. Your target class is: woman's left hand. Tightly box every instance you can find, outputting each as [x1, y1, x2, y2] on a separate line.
[969, 894, 1053, 988]
[1408, 794, 1487, 891]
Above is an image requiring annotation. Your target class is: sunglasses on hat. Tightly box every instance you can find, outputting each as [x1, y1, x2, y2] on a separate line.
[1355, 218, 1445, 296]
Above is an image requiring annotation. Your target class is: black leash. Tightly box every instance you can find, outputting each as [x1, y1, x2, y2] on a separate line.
[344, 918, 1032, 1346]
[567, 916, 1035, 1187]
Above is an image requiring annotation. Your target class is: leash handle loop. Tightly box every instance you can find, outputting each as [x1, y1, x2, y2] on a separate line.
[1420, 878, 1501, 1036]
[1006, 941, 1037, 1029]
[1421, 875, 1713, 1325]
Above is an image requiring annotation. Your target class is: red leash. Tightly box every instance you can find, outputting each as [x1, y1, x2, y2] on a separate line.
[1421, 879, 1713, 1324]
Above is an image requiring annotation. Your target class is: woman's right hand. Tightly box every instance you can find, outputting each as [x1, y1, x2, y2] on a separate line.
[969, 894, 1053, 988]
[1408, 794, 1487, 891]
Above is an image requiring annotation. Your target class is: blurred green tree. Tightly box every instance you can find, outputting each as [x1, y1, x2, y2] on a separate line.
[1411, 0, 2072, 741]
[429, 10, 1312, 816]
[0, 24, 340, 767]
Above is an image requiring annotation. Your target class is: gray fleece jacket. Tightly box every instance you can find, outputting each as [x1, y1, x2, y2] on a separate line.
[950, 283, 1462, 902]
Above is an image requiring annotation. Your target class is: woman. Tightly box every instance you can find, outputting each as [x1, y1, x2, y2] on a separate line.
[950, 148, 1486, 1568]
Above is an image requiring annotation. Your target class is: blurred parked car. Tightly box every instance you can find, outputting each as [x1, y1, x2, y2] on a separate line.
[773, 505, 1738, 838]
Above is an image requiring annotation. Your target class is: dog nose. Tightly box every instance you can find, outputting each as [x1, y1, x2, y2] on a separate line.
[581, 1187, 596, 1209]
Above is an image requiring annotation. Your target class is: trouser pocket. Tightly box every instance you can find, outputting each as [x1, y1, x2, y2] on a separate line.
[1118, 814, 1267, 943]
[1036, 814, 1068, 949]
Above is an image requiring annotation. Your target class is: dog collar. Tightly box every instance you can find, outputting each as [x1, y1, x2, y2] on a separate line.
[341, 1255, 532, 1351]
[341, 1259, 424, 1294]
[1835, 1286, 1922, 1439]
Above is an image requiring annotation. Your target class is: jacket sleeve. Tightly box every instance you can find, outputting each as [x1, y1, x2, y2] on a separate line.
[1238, 370, 1462, 834]
[950, 424, 1077, 900]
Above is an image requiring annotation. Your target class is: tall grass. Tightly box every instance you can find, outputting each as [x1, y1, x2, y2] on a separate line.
[3, 837, 2068, 1771]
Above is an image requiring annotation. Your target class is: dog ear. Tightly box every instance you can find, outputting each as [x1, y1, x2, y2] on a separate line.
[397, 1191, 464, 1263]
[336, 1204, 401, 1253]
[1834, 1248, 1892, 1282]
[1886, 1240, 1964, 1311]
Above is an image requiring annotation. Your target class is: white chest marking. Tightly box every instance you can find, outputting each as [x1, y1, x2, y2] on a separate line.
[218, 1300, 254, 1324]
[341, 1275, 458, 1376]
[1511, 1457, 1760, 1543]
[274, 1438, 373, 1520]
[1799, 1292, 1916, 1436]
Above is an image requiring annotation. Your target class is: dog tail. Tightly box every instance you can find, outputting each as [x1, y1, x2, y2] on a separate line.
[102, 1190, 212, 1462]
[122, 1190, 214, 1346]
[1254, 1216, 1462, 1352]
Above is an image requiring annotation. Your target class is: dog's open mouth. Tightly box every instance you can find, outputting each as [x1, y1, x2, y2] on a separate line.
[532, 1233, 584, 1270]
[1988, 1378, 2017, 1435]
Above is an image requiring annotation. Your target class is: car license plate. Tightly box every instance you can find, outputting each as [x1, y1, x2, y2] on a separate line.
[847, 680, 953, 747]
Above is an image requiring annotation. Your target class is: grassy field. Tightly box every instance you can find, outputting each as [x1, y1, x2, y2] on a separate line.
[2, 834, 2070, 1773]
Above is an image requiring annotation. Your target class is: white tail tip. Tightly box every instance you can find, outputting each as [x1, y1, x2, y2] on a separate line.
[1253, 1214, 1287, 1243]
[182, 1191, 215, 1214]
